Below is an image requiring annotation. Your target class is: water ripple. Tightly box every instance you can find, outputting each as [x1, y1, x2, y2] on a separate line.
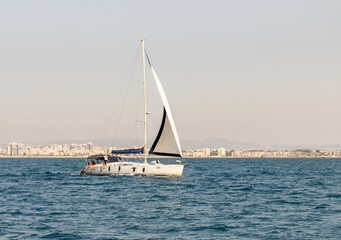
[0, 157, 340, 239]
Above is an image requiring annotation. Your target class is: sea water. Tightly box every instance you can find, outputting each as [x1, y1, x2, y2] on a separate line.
[0, 157, 340, 239]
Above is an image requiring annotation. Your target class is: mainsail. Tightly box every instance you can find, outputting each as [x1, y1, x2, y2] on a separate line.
[111, 147, 144, 154]
[146, 54, 182, 158]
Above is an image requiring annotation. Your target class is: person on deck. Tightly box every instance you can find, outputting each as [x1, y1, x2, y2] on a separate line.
[103, 155, 108, 165]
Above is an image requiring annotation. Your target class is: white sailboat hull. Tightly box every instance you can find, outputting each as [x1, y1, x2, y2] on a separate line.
[85, 162, 184, 177]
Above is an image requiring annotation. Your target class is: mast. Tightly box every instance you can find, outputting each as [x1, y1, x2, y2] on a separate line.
[142, 40, 147, 163]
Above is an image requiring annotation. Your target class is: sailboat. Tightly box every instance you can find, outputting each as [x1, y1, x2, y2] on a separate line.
[81, 40, 185, 176]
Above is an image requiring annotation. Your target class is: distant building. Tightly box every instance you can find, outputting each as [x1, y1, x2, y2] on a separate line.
[7, 142, 24, 156]
[203, 148, 211, 157]
[18, 143, 24, 156]
[69, 143, 77, 150]
[217, 147, 226, 157]
[86, 142, 94, 152]
[193, 150, 204, 157]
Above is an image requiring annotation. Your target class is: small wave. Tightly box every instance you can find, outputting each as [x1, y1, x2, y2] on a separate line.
[49, 211, 66, 216]
[125, 224, 141, 231]
[231, 186, 253, 191]
[306, 180, 325, 186]
[239, 186, 253, 191]
[0, 173, 24, 177]
[190, 223, 231, 232]
[314, 204, 329, 209]
[289, 191, 302, 196]
[267, 199, 302, 205]
[164, 227, 181, 233]
[260, 170, 275, 175]
[103, 188, 119, 193]
[240, 209, 256, 216]
[43, 171, 69, 176]
[40, 232, 81, 239]
[26, 233, 39, 239]
[326, 193, 341, 198]
[35, 225, 53, 231]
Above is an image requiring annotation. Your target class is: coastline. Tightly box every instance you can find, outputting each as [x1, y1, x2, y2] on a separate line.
[1, 156, 341, 159]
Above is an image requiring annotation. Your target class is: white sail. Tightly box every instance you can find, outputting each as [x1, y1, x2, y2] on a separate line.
[147, 58, 182, 158]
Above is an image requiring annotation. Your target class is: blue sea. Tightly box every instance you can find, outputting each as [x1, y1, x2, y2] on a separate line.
[0, 157, 340, 239]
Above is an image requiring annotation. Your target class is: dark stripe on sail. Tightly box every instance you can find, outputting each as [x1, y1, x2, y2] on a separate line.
[151, 151, 182, 158]
[145, 51, 152, 67]
[149, 108, 166, 155]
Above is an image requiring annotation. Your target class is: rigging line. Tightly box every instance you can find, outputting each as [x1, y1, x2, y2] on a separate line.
[123, 125, 138, 148]
[100, 43, 141, 148]
[122, 80, 140, 148]
[122, 45, 151, 148]
[111, 44, 141, 147]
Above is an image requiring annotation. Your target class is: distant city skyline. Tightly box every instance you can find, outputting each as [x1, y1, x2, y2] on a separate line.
[1, 1, 341, 146]
[2, 141, 341, 158]
[2, 137, 341, 152]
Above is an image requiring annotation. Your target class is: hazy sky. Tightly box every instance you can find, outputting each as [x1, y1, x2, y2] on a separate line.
[1, 0, 341, 146]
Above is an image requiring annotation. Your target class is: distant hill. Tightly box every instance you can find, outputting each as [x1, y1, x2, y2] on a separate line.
[0, 138, 143, 149]
[34, 138, 144, 148]
[181, 137, 263, 151]
[269, 143, 341, 151]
